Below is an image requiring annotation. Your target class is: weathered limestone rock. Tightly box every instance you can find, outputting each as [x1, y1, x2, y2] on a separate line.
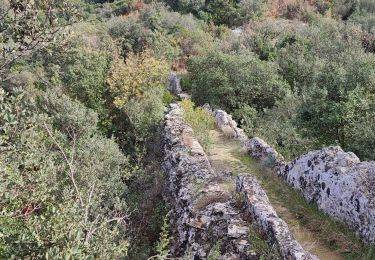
[245, 137, 284, 168]
[163, 104, 256, 259]
[278, 146, 375, 243]
[168, 71, 182, 95]
[214, 110, 247, 141]
[236, 176, 318, 260]
[195, 105, 375, 245]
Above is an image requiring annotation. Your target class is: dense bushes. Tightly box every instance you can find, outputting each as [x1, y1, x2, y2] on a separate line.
[188, 50, 289, 112]
[185, 17, 375, 160]
[1, 0, 375, 258]
[0, 88, 132, 258]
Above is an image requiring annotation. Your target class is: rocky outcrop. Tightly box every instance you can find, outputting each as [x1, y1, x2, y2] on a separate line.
[206, 106, 375, 245]
[163, 104, 256, 259]
[278, 146, 375, 244]
[202, 104, 248, 141]
[236, 176, 318, 260]
[245, 137, 284, 168]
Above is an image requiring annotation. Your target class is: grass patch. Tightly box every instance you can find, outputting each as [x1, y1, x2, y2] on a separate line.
[180, 99, 215, 152]
[248, 224, 281, 260]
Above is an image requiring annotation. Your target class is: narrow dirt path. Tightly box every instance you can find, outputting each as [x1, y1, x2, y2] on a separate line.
[208, 129, 345, 260]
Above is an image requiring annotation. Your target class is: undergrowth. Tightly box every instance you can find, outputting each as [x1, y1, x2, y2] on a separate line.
[180, 99, 215, 152]
[248, 224, 281, 260]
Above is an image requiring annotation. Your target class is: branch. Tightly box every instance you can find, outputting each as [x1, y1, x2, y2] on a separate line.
[85, 216, 126, 242]
[84, 182, 96, 226]
[43, 122, 84, 207]
[0, 27, 63, 78]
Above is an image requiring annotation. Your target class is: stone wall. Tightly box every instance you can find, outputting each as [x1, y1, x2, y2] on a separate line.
[163, 104, 256, 259]
[236, 176, 318, 260]
[245, 137, 285, 168]
[162, 104, 316, 258]
[203, 104, 248, 142]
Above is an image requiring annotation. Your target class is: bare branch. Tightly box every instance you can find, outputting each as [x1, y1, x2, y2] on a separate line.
[84, 183, 96, 226]
[85, 216, 127, 242]
[43, 122, 84, 207]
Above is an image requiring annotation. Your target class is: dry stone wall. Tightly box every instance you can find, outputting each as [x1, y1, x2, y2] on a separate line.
[236, 176, 318, 260]
[163, 103, 256, 259]
[162, 103, 316, 259]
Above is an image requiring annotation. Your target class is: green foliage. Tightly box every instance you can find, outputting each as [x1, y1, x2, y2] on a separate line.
[239, 95, 318, 160]
[248, 225, 280, 259]
[124, 87, 166, 142]
[349, 0, 375, 32]
[166, 0, 265, 26]
[206, 0, 240, 26]
[107, 2, 204, 60]
[276, 20, 375, 159]
[181, 99, 215, 152]
[0, 87, 132, 258]
[180, 74, 193, 92]
[106, 51, 169, 142]
[0, 0, 80, 80]
[106, 51, 169, 109]
[332, 0, 357, 20]
[188, 50, 289, 112]
[153, 214, 172, 260]
[61, 46, 112, 132]
[162, 90, 175, 105]
[108, 14, 153, 56]
[238, 0, 267, 20]
[207, 241, 222, 260]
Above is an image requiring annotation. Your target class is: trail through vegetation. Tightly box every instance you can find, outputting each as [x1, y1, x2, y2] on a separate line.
[208, 129, 372, 260]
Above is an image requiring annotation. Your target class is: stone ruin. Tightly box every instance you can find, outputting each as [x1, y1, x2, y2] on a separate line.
[203, 104, 248, 141]
[162, 103, 316, 259]
[236, 118, 375, 244]
[203, 104, 375, 244]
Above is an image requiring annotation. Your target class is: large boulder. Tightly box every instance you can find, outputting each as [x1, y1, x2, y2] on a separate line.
[278, 146, 375, 243]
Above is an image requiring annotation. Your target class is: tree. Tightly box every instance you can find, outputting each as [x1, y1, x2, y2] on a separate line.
[0, 0, 80, 81]
[0, 87, 132, 258]
[106, 51, 169, 108]
[106, 51, 169, 141]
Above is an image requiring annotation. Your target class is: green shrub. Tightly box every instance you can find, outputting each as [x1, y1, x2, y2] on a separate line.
[153, 214, 172, 260]
[0, 87, 132, 258]
[188, 50, 289, 112]
[162, 90, 175, 105]
[239, 95, 319, 160]
[180, 74, 193, 92]
[107, 15, 153, 56]
[180, 99, 215, 152]
[106, 51, 169, 142]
